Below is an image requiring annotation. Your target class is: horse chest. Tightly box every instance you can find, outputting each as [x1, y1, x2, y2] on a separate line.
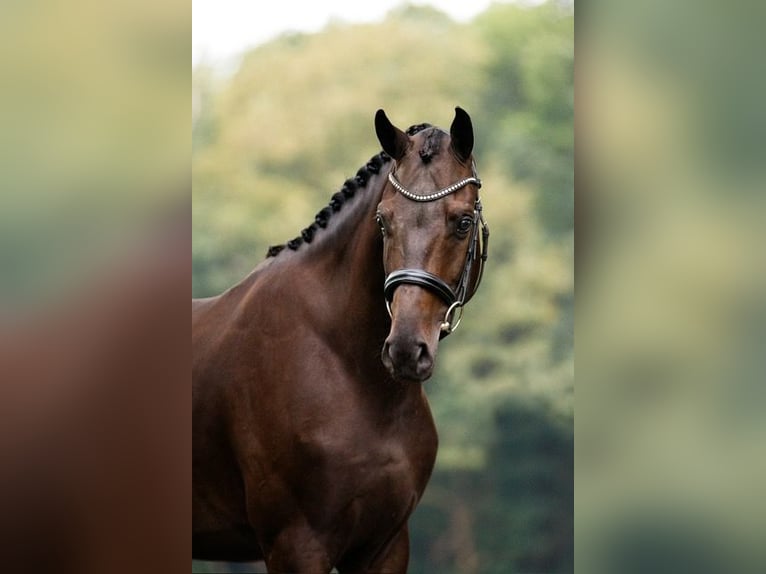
[299, 407, 437, 510]
[303, 429, 433, 544]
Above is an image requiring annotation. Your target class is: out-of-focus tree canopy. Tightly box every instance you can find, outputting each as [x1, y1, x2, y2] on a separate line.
[193, 3, 572, 573]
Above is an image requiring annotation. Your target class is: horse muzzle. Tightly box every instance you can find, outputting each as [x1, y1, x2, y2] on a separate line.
[381, 285, 442, 382]
[381, 333, 435, 382]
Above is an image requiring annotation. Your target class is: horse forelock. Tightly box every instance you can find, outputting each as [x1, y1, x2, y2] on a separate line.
[417, 128, 446, 164]
[405, 123, 432, 136]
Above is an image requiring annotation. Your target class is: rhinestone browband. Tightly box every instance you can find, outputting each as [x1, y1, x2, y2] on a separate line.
[387, 172, 482, 202]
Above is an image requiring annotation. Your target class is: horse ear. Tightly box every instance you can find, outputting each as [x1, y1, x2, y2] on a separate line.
[375, 109, 409, 161]
[449, 106, 474, 163]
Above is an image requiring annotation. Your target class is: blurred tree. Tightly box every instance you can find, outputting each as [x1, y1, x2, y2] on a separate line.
[192, 63, 219, 155]
[473, 2, 574, 236]
[477, 398, 573, 574]
[409, 397, 573, 574]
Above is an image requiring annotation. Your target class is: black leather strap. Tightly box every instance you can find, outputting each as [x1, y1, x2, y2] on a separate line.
[384, 269, 457, 307]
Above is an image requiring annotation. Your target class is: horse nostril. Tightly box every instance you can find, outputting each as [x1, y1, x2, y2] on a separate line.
[415, 341, 433, 376]
[415, 342, 428, 362]
[381, 340, 393, 365]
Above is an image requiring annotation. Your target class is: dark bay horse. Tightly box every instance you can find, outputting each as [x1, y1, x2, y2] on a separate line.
[192, 108, 488, 573]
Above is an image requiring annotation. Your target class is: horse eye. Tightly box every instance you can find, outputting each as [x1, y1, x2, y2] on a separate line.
[457, 216, 473, 234]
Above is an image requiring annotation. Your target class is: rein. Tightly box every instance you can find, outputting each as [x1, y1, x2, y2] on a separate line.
[383, 163, 489, 336]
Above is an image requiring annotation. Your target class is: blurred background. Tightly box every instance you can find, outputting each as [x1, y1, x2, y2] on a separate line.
[0, 1, 189, 572]
[6, 0, 761, 572]
[578, 1, 766, 573]
[0, 0, 189, 311]
[192, 1, 573, 573]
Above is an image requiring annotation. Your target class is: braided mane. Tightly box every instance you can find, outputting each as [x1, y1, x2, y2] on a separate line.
[266, 123, 433, 258]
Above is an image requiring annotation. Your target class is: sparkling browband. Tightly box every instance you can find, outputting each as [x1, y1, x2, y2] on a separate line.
[387, 172, 482, 202]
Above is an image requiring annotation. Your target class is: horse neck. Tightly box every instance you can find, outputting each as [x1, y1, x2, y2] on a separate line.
[297, 170, 390, 354]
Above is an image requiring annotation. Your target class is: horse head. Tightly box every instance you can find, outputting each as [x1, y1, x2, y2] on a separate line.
[375, 107, 488, 383]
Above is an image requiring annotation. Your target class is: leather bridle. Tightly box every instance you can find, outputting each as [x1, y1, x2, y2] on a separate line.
[382, 162, 490, 337]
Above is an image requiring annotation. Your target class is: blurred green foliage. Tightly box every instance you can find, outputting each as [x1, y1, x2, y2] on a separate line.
[578, 2, 766, 574]
[192, 2, 572, 572]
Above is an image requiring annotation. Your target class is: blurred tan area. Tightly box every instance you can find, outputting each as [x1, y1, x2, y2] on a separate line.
[0, 0, 189, 309]
[578, 2, 766, 573]
[0, 0, 189, 572]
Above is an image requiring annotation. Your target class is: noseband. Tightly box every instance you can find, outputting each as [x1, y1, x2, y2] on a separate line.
[383, 163, 490, 336]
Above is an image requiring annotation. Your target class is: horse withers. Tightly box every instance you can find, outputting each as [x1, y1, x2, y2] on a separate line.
[192, 107, 488, 573]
